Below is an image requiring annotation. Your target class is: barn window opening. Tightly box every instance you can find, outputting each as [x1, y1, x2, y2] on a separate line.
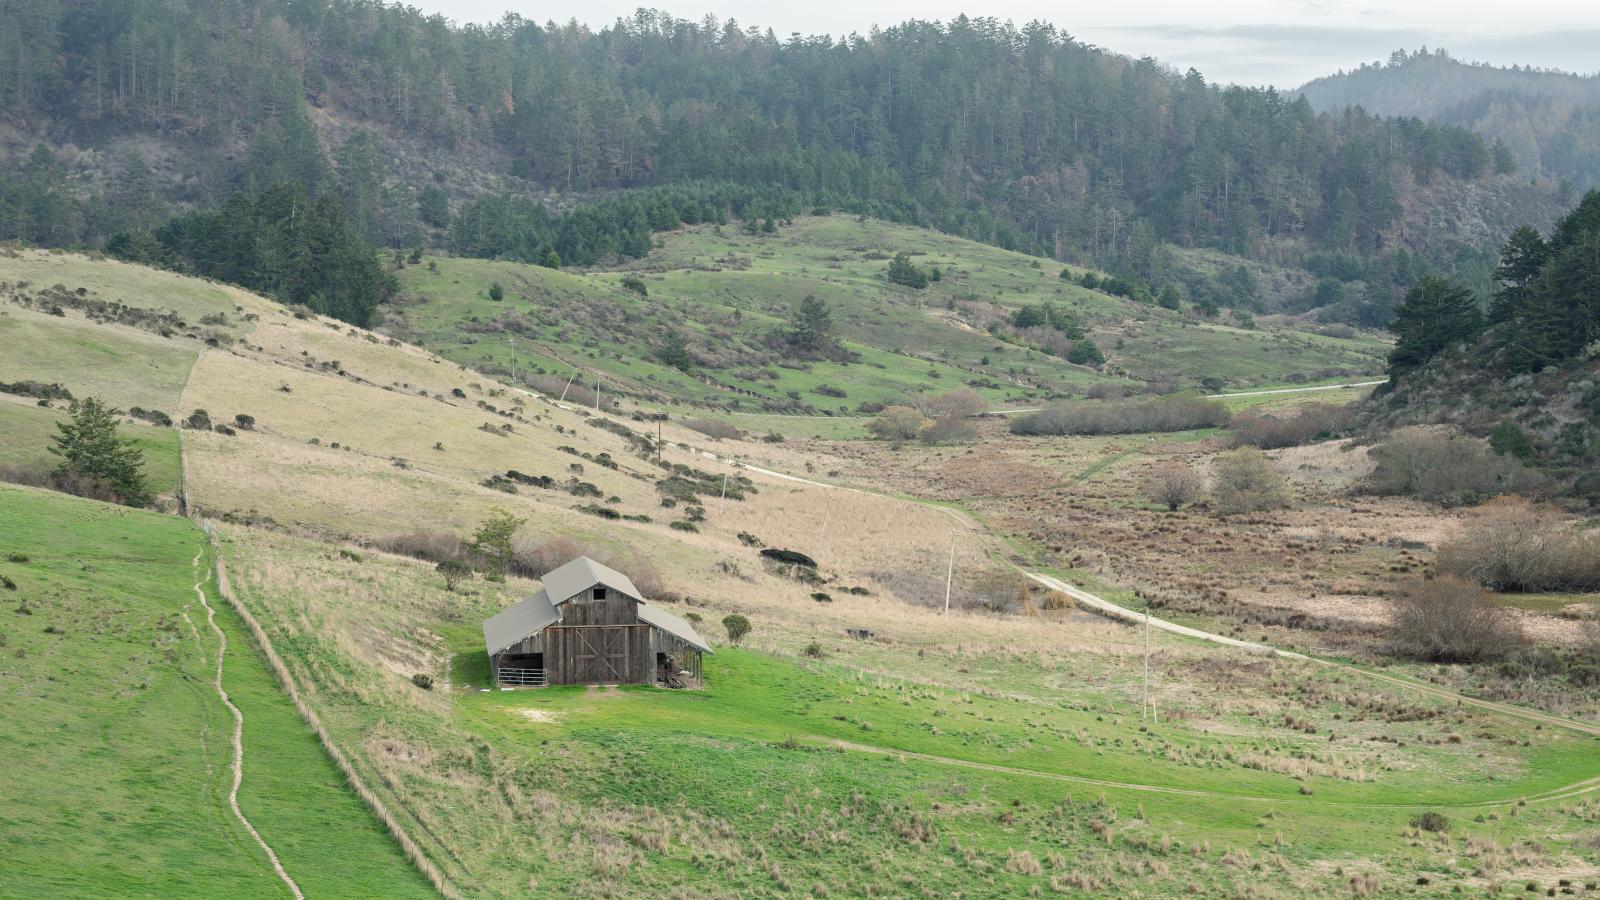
[592, 587, 608, 600]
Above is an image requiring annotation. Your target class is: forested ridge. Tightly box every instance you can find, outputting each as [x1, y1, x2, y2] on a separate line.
[1299, 49, 1600, 192]
[0, 1, 1545, 279]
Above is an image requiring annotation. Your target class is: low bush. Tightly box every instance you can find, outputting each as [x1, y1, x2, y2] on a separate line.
[1211, 448, 1289, 514]
[867, 406, 930, 444]
[722, 613, 751, 644]
[374, 530, 469, 563]
[1011, 394, 1228, 436]
[919, 416, 977, 445]
[1364, 427, 1539, 507]
[1437, 497, 1600, 592]
[1390, 576, 1521, 664]
[1144, 463, 1204, 511]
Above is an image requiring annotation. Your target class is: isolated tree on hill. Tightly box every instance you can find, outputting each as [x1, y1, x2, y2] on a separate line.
[471, 508, 526, 581]
[886, 252, 929, 289]
[488, 282, 504, 301]
[49, 398, 151, 507]
[789, 294, 835, 354]
[437, 559, 472, 592]
[1387, 276, 1482, 380]
[658, 328, 692, 372]
[722, 613, 751, 645]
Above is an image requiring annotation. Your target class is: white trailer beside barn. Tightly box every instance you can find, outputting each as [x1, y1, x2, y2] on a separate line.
[483, 556, 710, 687]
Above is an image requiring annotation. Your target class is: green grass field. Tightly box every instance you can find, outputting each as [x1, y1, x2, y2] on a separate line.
[0, 486, 431, 899]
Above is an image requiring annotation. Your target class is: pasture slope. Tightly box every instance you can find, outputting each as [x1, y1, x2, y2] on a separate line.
[0, 485, 432, 899]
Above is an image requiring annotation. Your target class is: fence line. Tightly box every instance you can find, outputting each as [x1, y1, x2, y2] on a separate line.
[200, 519, 460, 899]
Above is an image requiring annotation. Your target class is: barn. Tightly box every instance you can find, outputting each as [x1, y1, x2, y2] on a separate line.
[482, 556, 711, 688]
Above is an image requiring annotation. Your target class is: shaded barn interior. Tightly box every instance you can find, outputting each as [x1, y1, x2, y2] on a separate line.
[483, 556, 710, 687]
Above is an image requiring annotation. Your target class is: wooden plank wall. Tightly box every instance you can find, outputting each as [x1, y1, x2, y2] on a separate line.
[545, 624, 651, 684]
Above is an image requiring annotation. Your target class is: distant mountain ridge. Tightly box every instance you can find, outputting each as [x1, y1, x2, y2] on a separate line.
[1298, 48, 1600, 191]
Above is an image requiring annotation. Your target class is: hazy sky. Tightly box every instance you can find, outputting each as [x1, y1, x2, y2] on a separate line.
[413, 0, 1600, 87]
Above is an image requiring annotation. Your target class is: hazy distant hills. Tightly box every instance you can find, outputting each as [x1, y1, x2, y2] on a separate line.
[1299, 49, 1600, 191]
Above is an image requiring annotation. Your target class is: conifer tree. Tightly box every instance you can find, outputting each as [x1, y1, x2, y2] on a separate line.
[49, 398, 151, 507]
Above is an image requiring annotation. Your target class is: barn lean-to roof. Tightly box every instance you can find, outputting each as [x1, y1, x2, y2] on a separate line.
[482, 588, 560, 656]
[482, 556, 712, 656]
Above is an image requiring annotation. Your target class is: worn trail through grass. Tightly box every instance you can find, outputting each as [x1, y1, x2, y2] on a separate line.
[190, 547, 304, 900]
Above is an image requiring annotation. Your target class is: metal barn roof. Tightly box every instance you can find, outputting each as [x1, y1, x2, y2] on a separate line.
[637, 604, 714, 654]
[539, 556, 641, 606]
[482, 588, 560, 656]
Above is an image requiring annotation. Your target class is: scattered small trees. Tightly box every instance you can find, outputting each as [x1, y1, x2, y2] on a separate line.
[1210, 448, 1289, 514]
[48, 397, 151, 507]
[722, 613, 751, 645]
[787, 294, 836, 356]
[1144, 463, 1204, 511]
[1389, 576, 1521, 663]
[470, 508, 526, 581]
[488, 281, 505, 301]
[437, 559, 473, 592]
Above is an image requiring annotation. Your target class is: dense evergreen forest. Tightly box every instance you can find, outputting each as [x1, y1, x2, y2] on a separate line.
[1299, 49, 1600, 192]
[1, 1, 1531, 282]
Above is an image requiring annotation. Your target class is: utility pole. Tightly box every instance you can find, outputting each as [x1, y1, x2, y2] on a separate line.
[559, 373, 575, 403]
[718, 472, 729, 515]
[942, 530, 956, 619]
[656, 415, 663, 463]
[507, 336, 516, 384]
[594, 378, 600, 413]
[1142, 600, 1152, 721]
[815, 492, 832, 559]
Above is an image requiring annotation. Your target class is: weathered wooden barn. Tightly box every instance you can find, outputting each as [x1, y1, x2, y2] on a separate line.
[483, 556, 711, 687]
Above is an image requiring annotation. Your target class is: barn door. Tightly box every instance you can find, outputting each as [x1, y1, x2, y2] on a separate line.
[574, 628, 628, 682]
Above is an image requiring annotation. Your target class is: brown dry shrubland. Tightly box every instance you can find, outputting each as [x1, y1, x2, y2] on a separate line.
[1437, 497, 1600, 592]
[1010, 395, 1229, 436]
[1143, 462, 1204, 511]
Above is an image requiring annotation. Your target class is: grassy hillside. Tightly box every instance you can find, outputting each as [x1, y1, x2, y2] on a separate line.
[389, 217, 1389, 417]
[3, 250, 1597, 896]
[0, 486, 431, 899]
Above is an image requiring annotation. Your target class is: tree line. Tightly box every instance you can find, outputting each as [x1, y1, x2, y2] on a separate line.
[1, 1, 1518, 280]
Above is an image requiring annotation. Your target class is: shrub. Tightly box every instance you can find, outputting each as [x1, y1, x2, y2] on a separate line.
[1411, 812, 1449, 833]
[886, 252, 929, 289]
[1229, 403, 1355, 449]
[1211, 448, 1289, 514]
[919, 416, 977, 445]
[233, 413, 255, 430]
[722, 613, 751, 645]
[488, 282, 504, 301]
[621, 275, 648, 296]
[867, 406, 931, 444]
[1364, 427, 1538, 507]
[437, 559, 473, 592]
[919, 388, 987, 419]
[1390, 576, 1521, 663]
[411, 673, 434, 690]
[1011, 395, 1228, 436]
[375, 530, 468, 563]
[5, 553, 28, 563]
[508, 534, 664, 596]
[683, 418, 744, 441]
[1144, 463, 1204, 511]
[181, 409, 212, 430]
[1437, 497, 1600, 592]
[803, 641, 825, 658]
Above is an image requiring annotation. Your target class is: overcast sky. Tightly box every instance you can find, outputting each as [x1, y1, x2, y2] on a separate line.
[413, 0, 1599, 87]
